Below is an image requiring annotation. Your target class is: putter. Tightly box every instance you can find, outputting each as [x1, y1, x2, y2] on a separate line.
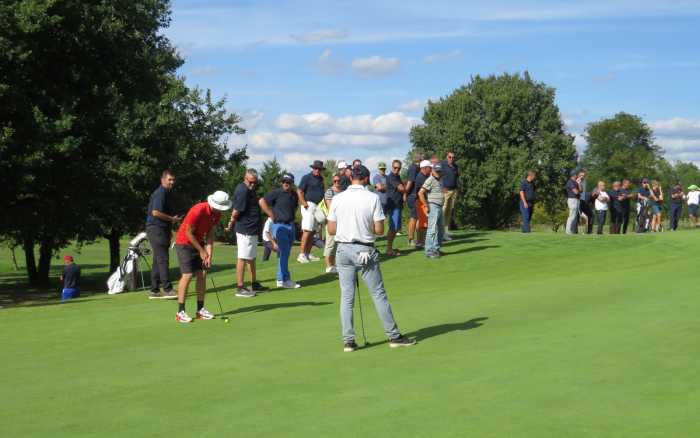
[355, 271, 369, 347]
[207, 273, 229, 322]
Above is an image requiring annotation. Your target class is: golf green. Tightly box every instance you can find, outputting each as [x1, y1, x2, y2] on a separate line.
[1, 230, 699, 437]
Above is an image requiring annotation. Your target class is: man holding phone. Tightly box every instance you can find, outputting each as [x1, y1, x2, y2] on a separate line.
[173, 191, 232, 323]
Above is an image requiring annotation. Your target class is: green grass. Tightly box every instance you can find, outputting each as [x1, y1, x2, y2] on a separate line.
[1, 230, 699, 437]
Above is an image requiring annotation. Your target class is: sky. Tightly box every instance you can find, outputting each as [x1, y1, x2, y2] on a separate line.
[166, 0, 700, 176]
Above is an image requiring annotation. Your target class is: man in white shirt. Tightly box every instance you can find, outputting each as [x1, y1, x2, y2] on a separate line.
[687, 184, 700, 227]
[327, 165, 416, 352]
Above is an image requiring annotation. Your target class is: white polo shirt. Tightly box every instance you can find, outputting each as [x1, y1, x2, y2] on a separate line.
[327, 184, 385, 243]
[262, 218, 272, 242]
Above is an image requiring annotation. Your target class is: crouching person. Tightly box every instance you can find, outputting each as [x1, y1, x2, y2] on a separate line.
[327, 165, 416, 352]
[60, 255, 81, 301]
[174, 191, 232, 323]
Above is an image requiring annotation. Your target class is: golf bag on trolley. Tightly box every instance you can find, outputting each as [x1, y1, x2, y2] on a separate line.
[107, 232, 151, 294]
[636, 200, 651, 233]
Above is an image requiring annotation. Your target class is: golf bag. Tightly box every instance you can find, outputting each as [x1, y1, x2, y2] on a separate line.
[636, 201, 651, 233]
[107, 232, 151, 294]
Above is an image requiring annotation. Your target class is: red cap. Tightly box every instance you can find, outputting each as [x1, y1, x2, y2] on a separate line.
[63, 255, 74, 262]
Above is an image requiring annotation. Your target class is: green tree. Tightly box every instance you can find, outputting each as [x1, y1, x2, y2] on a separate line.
[410, 72, 577, 228]
[322, 159, 337, 187]
[259, 158, 287, 196]
[581, 113, 666, 185]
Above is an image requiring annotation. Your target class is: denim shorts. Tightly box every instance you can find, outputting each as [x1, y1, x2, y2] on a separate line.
[690, 204, 699, 216]
[651, 204, 662, 215]
[387, 207, 402, 231]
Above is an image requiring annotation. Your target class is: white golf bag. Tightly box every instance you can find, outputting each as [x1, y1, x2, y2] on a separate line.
[107, 232, 151, 294]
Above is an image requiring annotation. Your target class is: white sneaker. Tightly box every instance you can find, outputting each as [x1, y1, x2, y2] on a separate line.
[297, 254, 310, 263]
[443, 234, 453, 241]
[176, 310, 192, 323]
[196, 308, 215, 320]
[307, 254, 320, 262]
[282, 280, 301, 289]
[325, 266, 338, 274]
[276, 280, 284, 287]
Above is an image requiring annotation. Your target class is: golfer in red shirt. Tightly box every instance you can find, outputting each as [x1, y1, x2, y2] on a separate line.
[174, 191, 232, 323]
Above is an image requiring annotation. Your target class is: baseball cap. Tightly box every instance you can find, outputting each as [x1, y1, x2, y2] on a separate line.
[689, 184, 699, 191]
[352, 165, 370, 179]
[377, 162, 387, 169]
[433, 163, 443, 172]
[419, 159, 432, 168]
[282, 173, 295, 183]
[337, 161, 348, 170]
[63, 255, 74, 262]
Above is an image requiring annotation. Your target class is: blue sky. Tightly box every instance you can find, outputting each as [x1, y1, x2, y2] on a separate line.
[166, 0, 700, 175]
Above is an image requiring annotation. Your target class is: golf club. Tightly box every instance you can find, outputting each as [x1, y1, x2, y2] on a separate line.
[355, 271, 369, 347]
[207, 272, 229, 323]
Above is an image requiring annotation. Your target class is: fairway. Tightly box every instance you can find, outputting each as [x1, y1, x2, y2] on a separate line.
[2, 231, 699, 437]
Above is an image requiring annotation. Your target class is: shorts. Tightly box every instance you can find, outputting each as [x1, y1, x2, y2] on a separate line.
[300, 201, 318, 232]
[323, 229, 337, 257]
[416, 198, 428, 229]
[236, 233, 258, 260]
[175, 244, 202, 274]
[651, 204, 662, 215]
[407, 195, 418, 219]
[387, 207, 402, 232]
[690, 204, 699, 216]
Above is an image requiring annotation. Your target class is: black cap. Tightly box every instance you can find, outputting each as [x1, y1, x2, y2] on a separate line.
[310, 160, 325, 170]
[281, 173, 295, 183]
[352, 165, 370, 179]
[433, 163, 443, 172]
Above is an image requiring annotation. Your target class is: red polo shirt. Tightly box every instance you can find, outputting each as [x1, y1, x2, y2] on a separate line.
[175, 202, 222, 246]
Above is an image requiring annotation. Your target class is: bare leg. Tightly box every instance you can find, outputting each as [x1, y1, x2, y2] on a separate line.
[249, 259, 256, 283]
[177, 273, 193, 304]
[387, 230, 397, 253]
[300, 231, 312, 256]
[195, 270, 205, 303]
[408, 218, 416, 244]
[236, 258, 245, 286]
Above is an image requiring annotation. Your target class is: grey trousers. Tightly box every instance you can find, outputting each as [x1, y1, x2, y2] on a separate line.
[566, 198, 580, 234]
[336, 243, 401, 342]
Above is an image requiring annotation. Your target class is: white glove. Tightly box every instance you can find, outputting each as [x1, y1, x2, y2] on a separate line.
[356, 252, 370, 266]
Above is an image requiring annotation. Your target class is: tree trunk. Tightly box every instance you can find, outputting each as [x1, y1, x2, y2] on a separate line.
[37, 239, 53, 287]
[108, 230, 121, 273]
[23, 236, 37, 285]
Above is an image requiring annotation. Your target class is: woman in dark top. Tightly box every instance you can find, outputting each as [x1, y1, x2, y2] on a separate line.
[650, 180, 664, 232]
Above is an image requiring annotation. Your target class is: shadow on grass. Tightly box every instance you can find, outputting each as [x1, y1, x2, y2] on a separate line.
[443, 245, 500, 256]
[219, 301, 332, 317]
[362, 316, 489, 349]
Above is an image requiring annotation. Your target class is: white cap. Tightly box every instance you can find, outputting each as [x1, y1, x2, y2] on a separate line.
[419, 160, 433, 168]
[337, 161, 348, 170]
[207, 190, 232, 211]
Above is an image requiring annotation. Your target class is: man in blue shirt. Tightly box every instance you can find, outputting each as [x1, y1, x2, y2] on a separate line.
[372, 162, 388, 213]
[145, 169, 181, 299]
[385, 159, 406, 256]
[297, 160, 325, 263]
[440, 151, 459, 240]
[404, 152, 424, 247]
[518, 170, 536, 233]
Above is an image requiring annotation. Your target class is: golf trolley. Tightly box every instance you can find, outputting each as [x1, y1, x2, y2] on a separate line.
[107, 232, 153, 294]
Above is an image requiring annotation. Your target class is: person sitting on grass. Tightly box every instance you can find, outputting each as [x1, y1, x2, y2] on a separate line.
[687, 184, 700, 227]
[60, 255, 81, 301]
[174, 190, 232, 323]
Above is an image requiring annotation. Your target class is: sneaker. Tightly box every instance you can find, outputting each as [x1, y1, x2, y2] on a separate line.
[343, 341, 358, 352]
[389, 335, 416, 348]
[415, 243, 425, 249]
[175, 310, 192, 323]
[443, 234, 453, 241]
[163, 290, 177, 300]
[297, 254, 310, 264]
[276, 280, 284, 287]
[235, 287, 256, 298]
[325, 266, 338, 274]
[426, 252, 440, 259]
[149, 291, 165, 300]
[307, 254, 320, 262]
[281, 280, 301, 289]
[196, 308, 215, 320]
[251, 282, 268, 292]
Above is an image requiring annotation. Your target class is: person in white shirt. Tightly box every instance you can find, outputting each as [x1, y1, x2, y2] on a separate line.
[592, 181, 610, 235]
[687, 185, 700, 227]
[327, 165, 416, 353]
[261, 218, 277, 261]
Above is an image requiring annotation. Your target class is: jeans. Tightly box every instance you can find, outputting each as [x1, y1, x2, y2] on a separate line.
[566, 198, 580, 234]
[670, 203, 683, 230]
[146, 225, 172, 292]
[425, 203, 444, 255]
[596, 210, 607, 234]
[336, 243, 401, 342]
[519, 200, 533, 233]
[272, 223, 294, 282]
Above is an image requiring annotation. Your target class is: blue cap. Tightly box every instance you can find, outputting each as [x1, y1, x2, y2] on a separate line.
[433, 163, 443, 172]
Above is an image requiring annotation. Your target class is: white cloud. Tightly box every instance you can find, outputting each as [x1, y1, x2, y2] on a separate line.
[239, 110, 265, 130]
[274, 111, 420, 135]
[397, 99, 426, 112]
[650, 118, 700, 137]
[351, 56, 401, 78]
[316, 48, 344, 75]
[291, 29, 349, 44]
[424, 49, 463, 64]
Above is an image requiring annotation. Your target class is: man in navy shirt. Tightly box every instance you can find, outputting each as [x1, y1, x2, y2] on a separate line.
[577, 170, 594, 234]
[404, 152, 424, 247]
[565, 171, 581, 234]
[260, 174, 302, 289]
[669, 183, 684, 231]
[620, 179, 633, 233]
[440, 151, 459, 240]
[518, 170, 536, 233]
[145, 169, 181, 299]
[385, 159, 406, 256]
[297, 160, 325, 263]
[226, 169, 263, 297]
[608, 181, 624, 234]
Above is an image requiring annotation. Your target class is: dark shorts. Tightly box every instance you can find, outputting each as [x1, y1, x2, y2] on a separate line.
[690, 204, 699, 216]
[175, 244, 202, 274]
[407, 195, 418, 219]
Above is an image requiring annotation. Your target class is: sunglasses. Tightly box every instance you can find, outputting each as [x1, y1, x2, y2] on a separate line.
[333, 179, 340, 183]
[392, 166, 401, 170]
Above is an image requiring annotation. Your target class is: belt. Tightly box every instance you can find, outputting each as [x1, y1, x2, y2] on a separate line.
[274, 221, 293, 225]
[338, 241, 375, 248]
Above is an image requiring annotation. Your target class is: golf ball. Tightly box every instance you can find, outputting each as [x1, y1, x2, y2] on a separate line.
[224, 319, 229, 323]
